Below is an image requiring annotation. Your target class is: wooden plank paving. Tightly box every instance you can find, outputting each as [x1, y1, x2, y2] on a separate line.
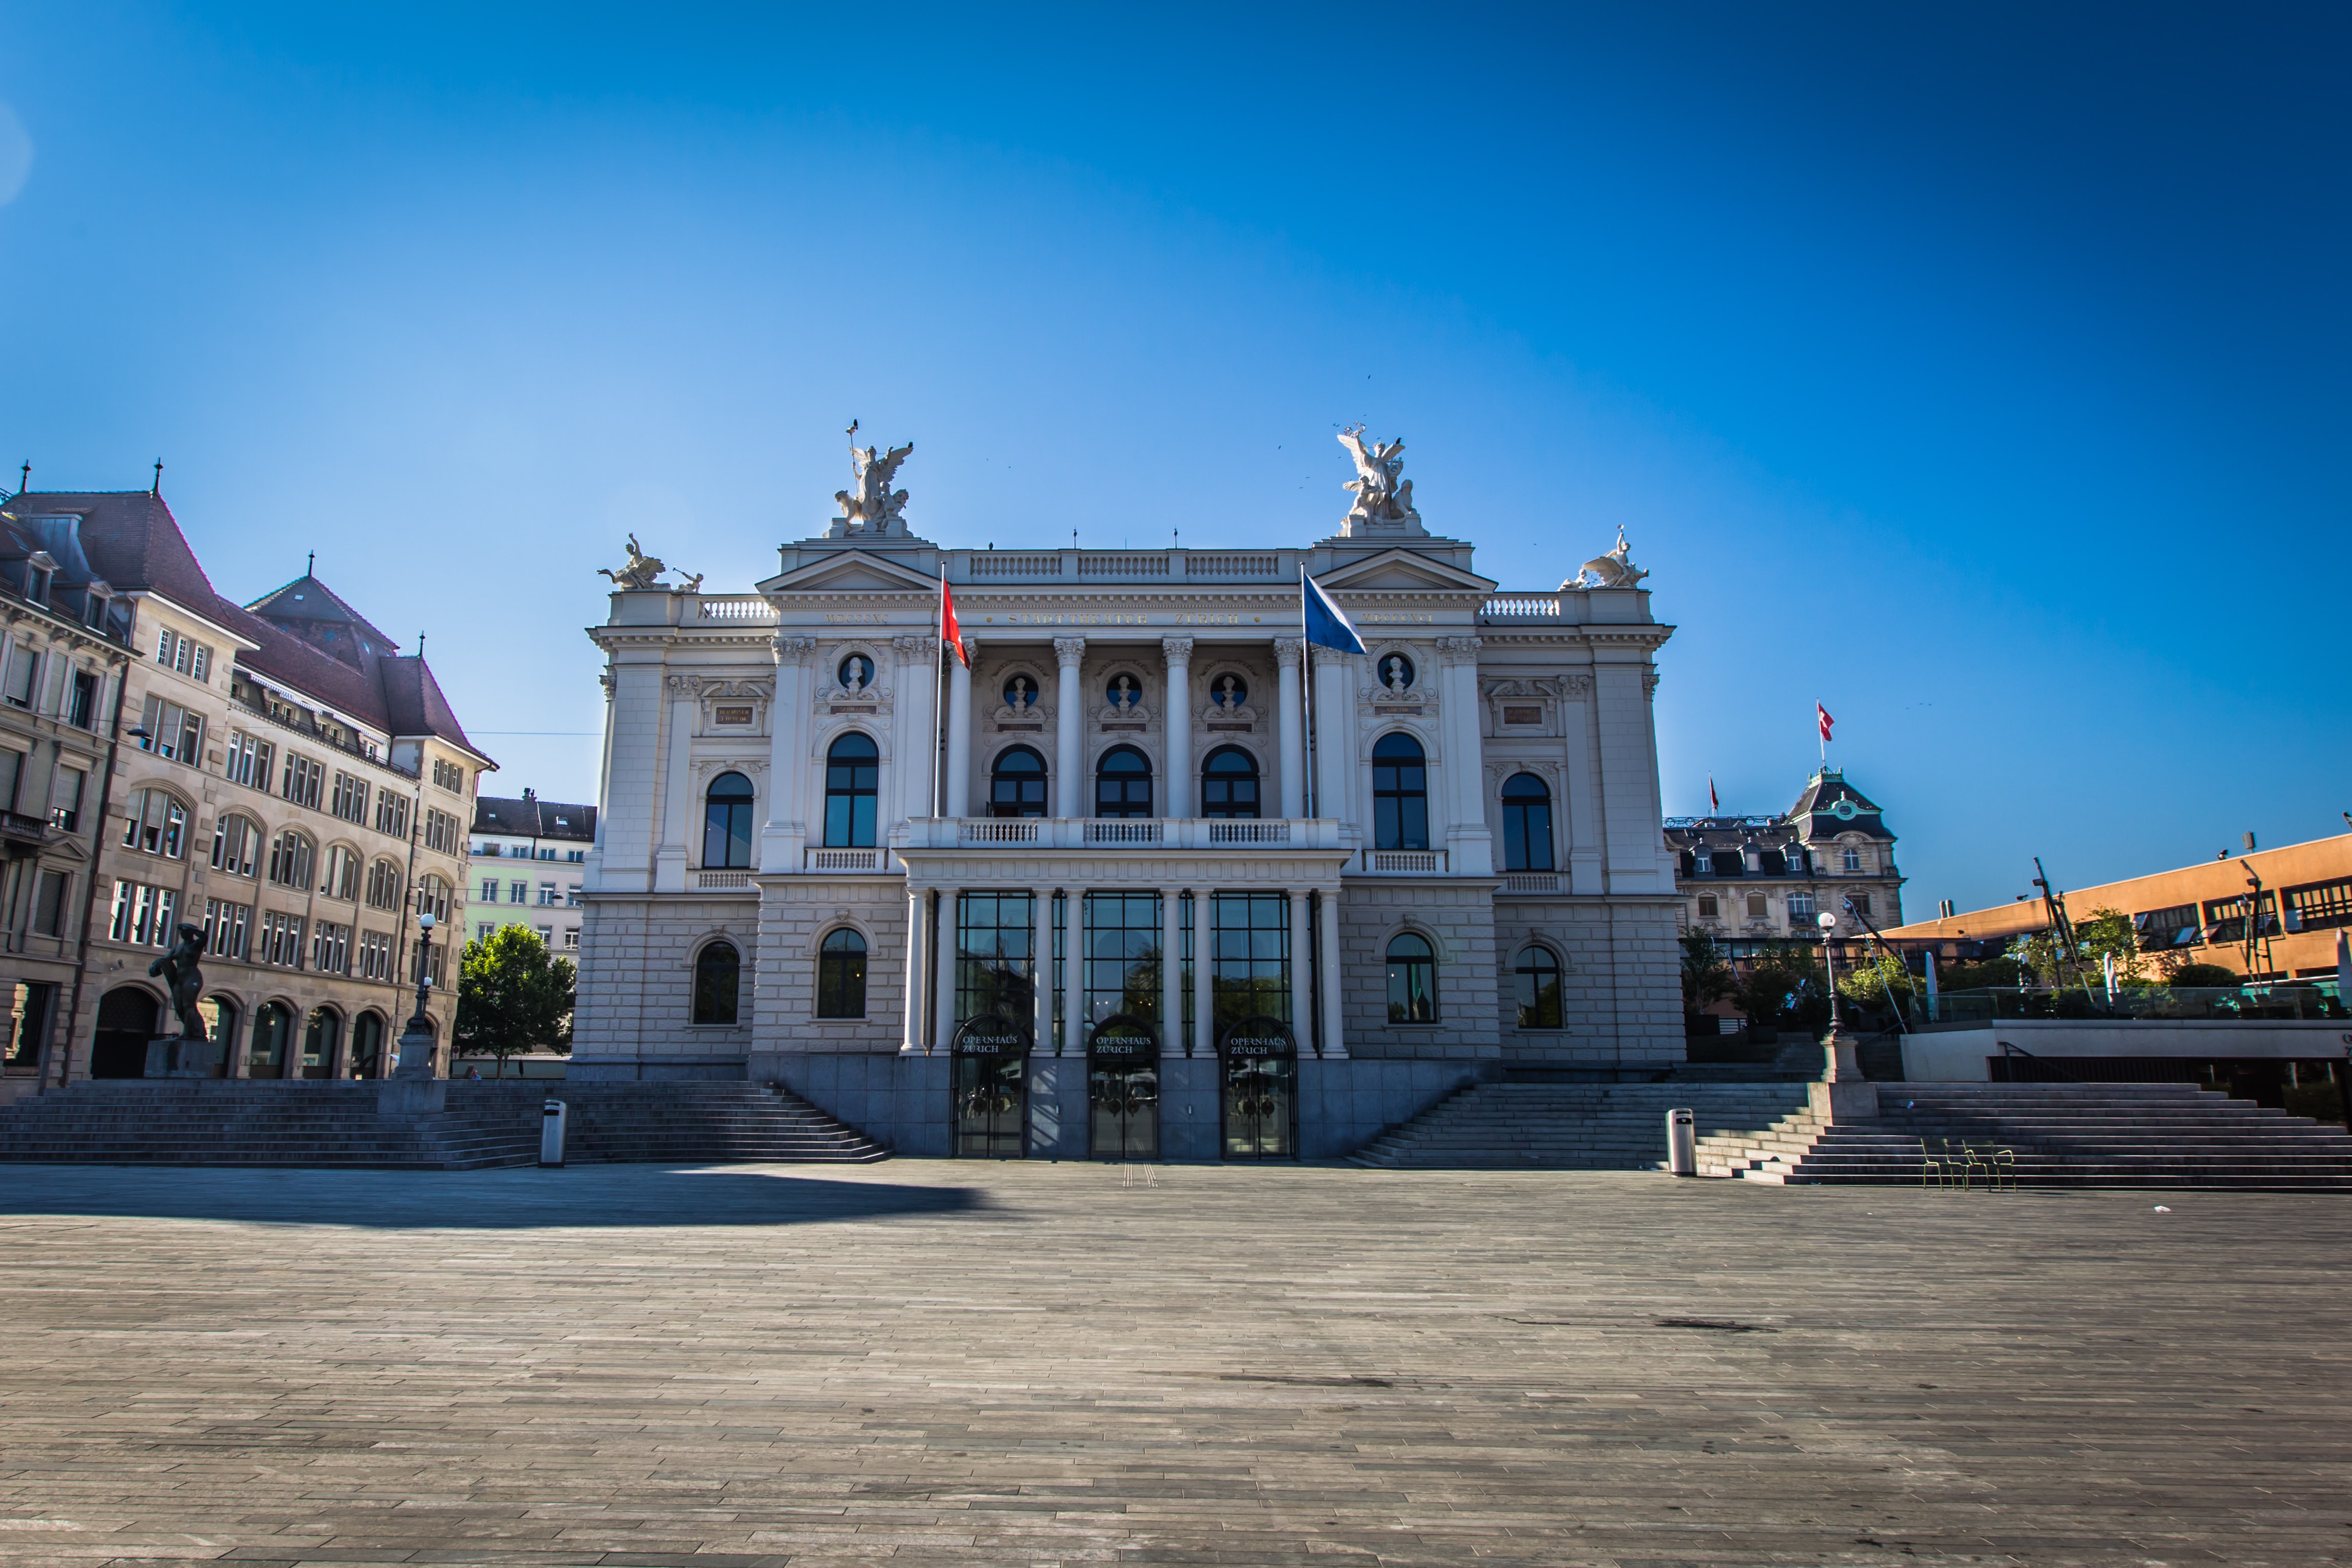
[0, 1162, 2346, 1566]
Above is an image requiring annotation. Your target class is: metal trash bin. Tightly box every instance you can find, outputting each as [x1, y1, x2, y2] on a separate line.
[540, 1099, 569, 1167]
[1666, 1107, 1697, 1176]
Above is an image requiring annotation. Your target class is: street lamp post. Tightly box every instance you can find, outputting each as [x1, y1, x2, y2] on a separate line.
[1816, 909, 1869, 1097]
[391, 911, 440, 1082]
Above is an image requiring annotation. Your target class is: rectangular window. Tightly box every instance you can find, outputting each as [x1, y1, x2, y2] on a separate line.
[566, 885, 581, 907]
[1210, 892, 1292, 1036]
[312, 922, 350, 976]
[2, 643, 34, 709]
[1842, 848, 1865, 873]
[534, 924, 553, 944]
[281, 752, 324, 810]
[1848, 892, 1872, 918]
[509, 880, 527, 904]
[431, 757, 465, 792]
[224, 731, 272, 789]
[108, 881, 178, 947]
[424, 807, 462, 854]
[330, 771, 370, 824]
[479, 879, 499, 903]
[32, 870, 69, 937]
[537, 883, 556, 907]
[202, 898, 252, 961]
[1787, 893, 1816, 922]
[954, 891, 1036, 1030]
[376, 790, 410, 840]
[1080, 892, 1161, 1038]
[477, 922, 496, 942]
[67, 669, 97, 729]
[0, 748, 21, 813]
[256, 911, 305, 968]
[2134, 903, 2201, 951]
[1746, 892, 1767, 919]
[1696, 893, 1720, 919]
[356, 929, 392, 980]
[563, 928, 579, 951]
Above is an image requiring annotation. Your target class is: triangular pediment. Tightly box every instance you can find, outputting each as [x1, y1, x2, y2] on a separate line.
[1316, 548, 1496, 595]
[758, 550, 940, 596]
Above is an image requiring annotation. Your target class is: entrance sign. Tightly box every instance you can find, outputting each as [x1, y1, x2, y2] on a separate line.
[951, 1011, 1027, 1158]
[1087, 1014, 1159, 1160]
[1220, 1015, 1297, 1160]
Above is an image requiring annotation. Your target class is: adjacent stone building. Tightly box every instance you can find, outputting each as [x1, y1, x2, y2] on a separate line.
[576, 437, 1684, 1158]
[469, 790, 595, 958]
[1666, 767, 1906, 952]
[0, 487, 490, 1093]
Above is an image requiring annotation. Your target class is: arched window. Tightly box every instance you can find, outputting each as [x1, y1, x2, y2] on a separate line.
[349, 1011, 385, 1079]
[824, 734, 879, 846]
[1371, 734, 1427, 851]
[1385, 932, 1437, 1023]
[693, 940, 740, 1025]
[702, 771, 755, 868]
[989, 746, 1047, 819]
[817, 928, 867, 1018]
[121, 789, 186, 858]
[321, 844, 362, 901]
[1095, 745, 1153, 819]
[417, 873, 452, 923]
[248, 1000, 292, 1078]
[1200, 746, 1259, 820]
[1501, 773, 1554, 871]
[365, 859, 403, 910]
[300, 1007, 341, 1079]
[266, 829, 315, 889]
[210, 814, 260, 877]
[1514, 945, 1563, 1029]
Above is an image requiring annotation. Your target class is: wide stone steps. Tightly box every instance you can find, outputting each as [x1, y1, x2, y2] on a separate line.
[1350, 1083, 1815, 1169]
[0, 1081, 888, 1168]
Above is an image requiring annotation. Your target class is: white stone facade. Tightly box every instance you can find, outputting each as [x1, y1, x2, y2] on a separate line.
[578, 507, 1682, 1154]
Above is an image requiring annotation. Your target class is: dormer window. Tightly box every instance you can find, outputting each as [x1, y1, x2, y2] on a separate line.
[27, 567, 51, 606]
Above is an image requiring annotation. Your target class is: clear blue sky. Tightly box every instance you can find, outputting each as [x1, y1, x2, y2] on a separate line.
[2, 4, 2344, 916]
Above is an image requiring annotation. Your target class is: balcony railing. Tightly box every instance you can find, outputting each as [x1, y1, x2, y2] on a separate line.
[906, 817, 1345, 853]
[805, 847, 882, 872]
[694, 596, 779, 622]
[1501, 871, 1558, 892]
[696, 870, 752, 889]
[1366, 850, 1446, 873]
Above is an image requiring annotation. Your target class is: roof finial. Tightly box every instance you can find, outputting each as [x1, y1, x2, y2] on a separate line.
[152, 459, 162, 496]
[417, 632, 425, 659]
[16, 462, 26, 496]
[307, 551, 315, 577]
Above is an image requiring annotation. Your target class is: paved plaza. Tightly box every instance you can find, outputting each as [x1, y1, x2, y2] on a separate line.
[0, 1162, 2346, 1567]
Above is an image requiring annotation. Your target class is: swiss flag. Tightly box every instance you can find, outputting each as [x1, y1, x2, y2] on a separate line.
[1816, 702, 1835, 743]
[1708, 775, 1719, 813]
[941, 581, 968, 666]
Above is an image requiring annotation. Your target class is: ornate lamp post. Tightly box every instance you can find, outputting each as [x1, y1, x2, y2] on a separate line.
[1815, 908, 1875, 1117]
[391, 910, 441, 1082]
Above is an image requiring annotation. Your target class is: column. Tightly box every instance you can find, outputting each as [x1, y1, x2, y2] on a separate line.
[653, 673, 696, 893]
[1313, 653, 1357, 831]
[1062, 889, 1085, 1055]
[892, 635, 938, 827]
[1288, 889, 1309, 1037]
[935, 886, 960, 1051]
[1032, 888, 1054, 1053]
[764, 635, 816, 872]
[901, 886, 928, 1053]
[1317, 887, 1347, 1058]
[1053, 638, 1086, 818]
[1192, 889, 1214, 1055]
[1274, 638, 1305, 819]
[1437, 636, 1492, 876]
[1159, 887, 1182, 1057]
[944, 636, 974, 819]
[1162, 637, 1194, 818]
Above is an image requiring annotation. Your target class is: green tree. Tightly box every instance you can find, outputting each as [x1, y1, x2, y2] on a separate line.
[1738, 943, 1828, 1032]
[2072, 907, 2147, 986]
[454, 926, 576, 1076]
[1836, 951, 1914, 1013]
[1679, 931, 1735, 1013]
[2166, 962, 2239, 991]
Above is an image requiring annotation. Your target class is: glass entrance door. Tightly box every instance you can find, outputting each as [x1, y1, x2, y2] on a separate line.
[1088, 1015, 1158, 1160]
[1220, 1016, 1297, 1160]
[952, 1014, 1028, 1158]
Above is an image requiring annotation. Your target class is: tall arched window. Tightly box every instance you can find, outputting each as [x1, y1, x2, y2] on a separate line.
[365, 859, 403, 910]
[1095, 745, 1153, 819]
[248, 1000, 292, 1078]
[301, 1007, 341, 1079]
[817, 928, 867, 1018]
[321, 844, 362, 901]
[417, 874, 452, 923]
[1371, 734, 1428, 851]
[702, 771, 755, 868]
[1385, 932, 1437, 1023]
[121, 789, 187, 858]
[349, 1011, 385, 1079]
[1514, 945, 1563, 1029]
[266, 829, 315, 889]
[210, 814, 260, 877]
[824, 734, 879, 847]
[989, 746, 1047, 818]
[1200, 746, 1259, 820]
[693, 940, 740, 1025]
[1501, 773, 1554, 872]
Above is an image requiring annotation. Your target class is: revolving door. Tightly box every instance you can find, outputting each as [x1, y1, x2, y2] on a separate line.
[1087, 1014, 1159, 1160]
[1220, 1016, 1297, 1160]
[951, 1015, 1028, 1158]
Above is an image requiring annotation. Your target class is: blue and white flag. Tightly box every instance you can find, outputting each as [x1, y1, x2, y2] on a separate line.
[1301, 570, 1365, 655]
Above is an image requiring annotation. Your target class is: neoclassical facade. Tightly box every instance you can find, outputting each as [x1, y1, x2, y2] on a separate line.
[578, 444, 1682, 1157]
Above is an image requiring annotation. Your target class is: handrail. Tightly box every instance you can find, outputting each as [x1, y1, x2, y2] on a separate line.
[1995, 1038, 2086, 1083]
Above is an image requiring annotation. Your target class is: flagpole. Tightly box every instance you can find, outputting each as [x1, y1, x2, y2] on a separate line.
[934, 578, 949, 819]
[1300, 568, 1316, 822]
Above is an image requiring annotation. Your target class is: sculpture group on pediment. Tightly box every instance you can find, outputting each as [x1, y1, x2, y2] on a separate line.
[598, 534, 701, 592]
[832, 422, 915, 536]
[1565, 527, 1649, 591]
[1337, 426, 1425, 534]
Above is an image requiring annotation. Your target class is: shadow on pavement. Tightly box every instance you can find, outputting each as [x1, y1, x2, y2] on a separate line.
[0, 1164, 989, 1230]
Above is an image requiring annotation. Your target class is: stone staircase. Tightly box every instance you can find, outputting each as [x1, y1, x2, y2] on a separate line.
[1696, 1083, 2352, 1189]
[1349, 1081, 1815, 1169]
[0, 1080, 887, 1169]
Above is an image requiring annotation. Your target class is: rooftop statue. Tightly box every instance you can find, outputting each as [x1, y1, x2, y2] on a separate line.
[1566, 527, 1650, 591]
[1337, 425, 1421, 529]
[837, 427, 915, 533]
[598, 534, 667, 590]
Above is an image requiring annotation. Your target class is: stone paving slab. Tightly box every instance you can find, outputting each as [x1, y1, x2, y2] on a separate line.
[0, 1162, 2347, 1565]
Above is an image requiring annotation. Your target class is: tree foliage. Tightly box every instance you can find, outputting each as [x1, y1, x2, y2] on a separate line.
[454, 926, 575, 1073]
[1737, 943, 1830, 1033]
[1679, 931, 1735, 1013]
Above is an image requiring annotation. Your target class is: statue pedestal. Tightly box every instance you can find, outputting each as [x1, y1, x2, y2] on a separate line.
[1808, 1024, 1877, 1121]
[379, 1016, 443, 1117]
[142, 1036, 213, 1078]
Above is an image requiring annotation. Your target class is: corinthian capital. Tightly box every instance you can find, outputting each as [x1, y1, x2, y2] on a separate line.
[770, 634, 818, 666]
[1053, 636, 1087, 665]
[1273, 636, 1304, 670]
[1160, 636, 1195, 664]
[891, 634, 932, 658]
[1434, 635, 1484, 664]
[663, 674, 698, 699]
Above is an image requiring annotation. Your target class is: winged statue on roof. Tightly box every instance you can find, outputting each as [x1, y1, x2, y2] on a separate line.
[836, 428, 915, 533]
[1337, 425, 1420, 530]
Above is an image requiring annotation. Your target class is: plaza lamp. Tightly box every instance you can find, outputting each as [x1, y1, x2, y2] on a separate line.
[1816, 910, 1863, 1085]
[390, 910, 440, 1081]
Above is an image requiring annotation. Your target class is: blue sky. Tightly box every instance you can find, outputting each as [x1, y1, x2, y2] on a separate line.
[1, 4, 2343, 916]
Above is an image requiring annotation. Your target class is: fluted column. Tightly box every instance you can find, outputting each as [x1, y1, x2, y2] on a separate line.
[764, 635, 816, 872]
[1436, 636, 1491, 875]
[901, 887, 928, 1054]
[1162, 637, 1194, 819]
[1053, 637, 1086, 819]
[1159, 887, 1181, 1058]
[653, 674, 696, 893]
[1192, 890, 1214, 1055]
[1061, 889, 1085, 1055]
[891, 635, 937, 829]
[944, 637, 974, 819]
[1273, 637, 1305, 820]
[1288, 889, 1309, 1035]
[935, 886, 961, 1052]
[1313, 652, 1357, 830]
[1032, 888, 1054, 1054]
[1317, 888, 1347, 1058]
